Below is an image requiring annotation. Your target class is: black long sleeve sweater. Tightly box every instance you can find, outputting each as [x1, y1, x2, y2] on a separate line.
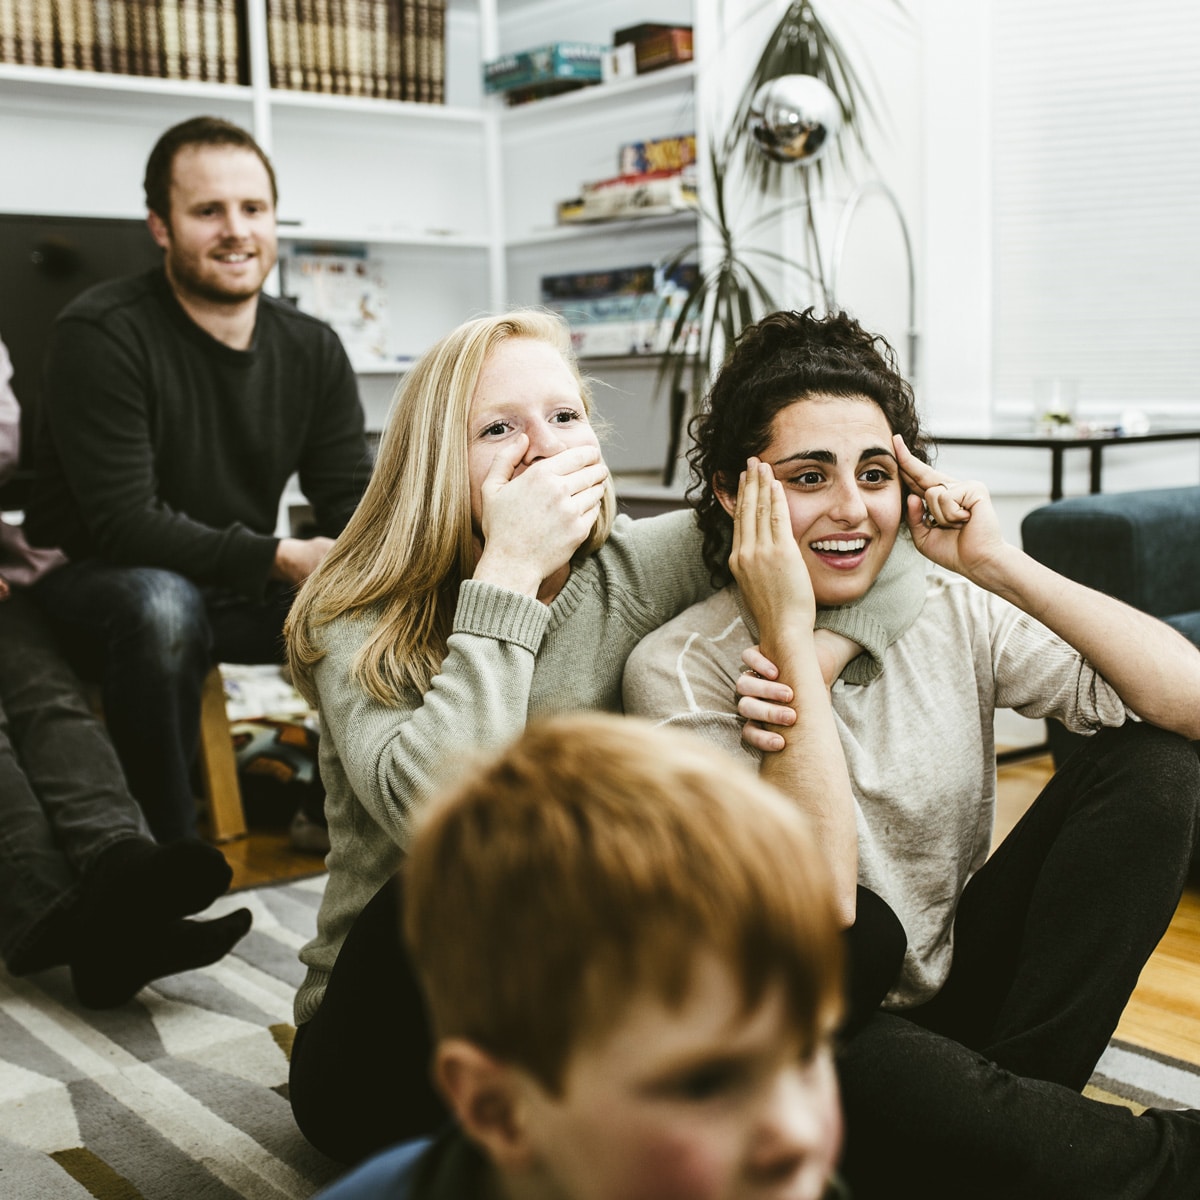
[27, 268, 370, 599]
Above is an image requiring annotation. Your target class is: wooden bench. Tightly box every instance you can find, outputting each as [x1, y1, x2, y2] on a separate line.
[199, 664, 246, 842]
[88, 664, 247, 843]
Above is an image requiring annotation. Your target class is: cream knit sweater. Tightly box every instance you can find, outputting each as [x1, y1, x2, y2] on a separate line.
[623, 570, 1134, 1007]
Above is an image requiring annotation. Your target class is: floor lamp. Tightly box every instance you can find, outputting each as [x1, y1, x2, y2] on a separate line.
[748, 74, 919, 386]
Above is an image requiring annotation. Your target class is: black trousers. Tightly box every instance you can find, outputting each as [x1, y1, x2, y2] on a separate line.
[34, 563, 294, 843]
[0, 592, 148, 972]
[291, 720, 1200, 1192]
[839, 721, 1200, 1200]
[289, 878, 905, 1167]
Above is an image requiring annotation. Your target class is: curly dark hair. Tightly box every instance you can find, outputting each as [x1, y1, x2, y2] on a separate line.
[687, 308, 930, 585]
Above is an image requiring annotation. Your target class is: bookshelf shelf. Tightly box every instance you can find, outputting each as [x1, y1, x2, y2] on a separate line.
[267, 88, 484, 126]
[1, 0, 702, 473]
[498, 61, 696, 123]
[278, 226, 491, 249]
[0, 63, 251, 102]
[578, 353, 668, 365]
[506, 210, 697, 250]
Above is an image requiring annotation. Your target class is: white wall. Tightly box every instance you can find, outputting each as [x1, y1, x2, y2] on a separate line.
[702, 0, 924, 380]
[916, 0, 993, 434]
[917, 0, 1200, 498]
[831, 0, 1200, 744]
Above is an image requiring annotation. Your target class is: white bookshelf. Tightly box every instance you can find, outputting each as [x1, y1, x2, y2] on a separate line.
[0, 0, 700, 469]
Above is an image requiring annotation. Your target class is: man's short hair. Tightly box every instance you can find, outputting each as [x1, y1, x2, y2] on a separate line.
[143, 116, 278, 222]
[404, 713, 844, 1094]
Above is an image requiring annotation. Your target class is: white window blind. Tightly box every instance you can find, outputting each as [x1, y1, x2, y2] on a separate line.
[991, 1, 1200, 417]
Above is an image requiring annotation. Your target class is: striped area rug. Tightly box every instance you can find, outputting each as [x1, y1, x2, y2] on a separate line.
[0, 875, 341, 1200]
[3, 874, 1199, 1198]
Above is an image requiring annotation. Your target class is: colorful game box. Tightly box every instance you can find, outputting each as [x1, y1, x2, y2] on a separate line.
[483, 42, 608, 93]
[618, 134, 697, 176]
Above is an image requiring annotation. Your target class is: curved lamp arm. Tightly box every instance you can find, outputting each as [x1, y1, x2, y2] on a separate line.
[829, 180, 918, 386]
[748, 76, 919, 387]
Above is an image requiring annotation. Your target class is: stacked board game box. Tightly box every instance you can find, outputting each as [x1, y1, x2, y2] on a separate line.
[540, 263, 700, 357]
[614, 22, 693, 73]
[483, 41, 607, 104]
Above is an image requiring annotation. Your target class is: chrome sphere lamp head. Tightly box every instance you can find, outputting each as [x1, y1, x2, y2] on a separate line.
[745, 74, 918, 386]
[748, 74, 843, 166]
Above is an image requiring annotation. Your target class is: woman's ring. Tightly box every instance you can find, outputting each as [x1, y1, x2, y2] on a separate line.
[923, 511, 938, 528]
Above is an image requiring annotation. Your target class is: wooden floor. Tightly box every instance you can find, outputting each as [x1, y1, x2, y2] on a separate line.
[219, 826, 327, 891]
[994, 752, 1200, 1068]
[216, 750, 1200, 1069]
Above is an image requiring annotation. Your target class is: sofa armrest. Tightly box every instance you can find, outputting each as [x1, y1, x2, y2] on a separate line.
[1020, 486, 1200, 620]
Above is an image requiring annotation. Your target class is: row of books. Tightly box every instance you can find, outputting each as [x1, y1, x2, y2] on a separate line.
[267, 0, 445, 103]
[0, 1, 245, 83]
[0, 1, 444, 102]
[540, 263, 700, 358]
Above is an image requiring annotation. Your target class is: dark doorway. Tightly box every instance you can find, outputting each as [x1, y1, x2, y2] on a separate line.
[0, 214, 160, 503]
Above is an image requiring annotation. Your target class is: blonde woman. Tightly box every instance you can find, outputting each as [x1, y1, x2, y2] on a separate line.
[283, 309, 923, 1164]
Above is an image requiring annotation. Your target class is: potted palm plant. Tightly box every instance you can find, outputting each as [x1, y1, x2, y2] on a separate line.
[655, 0, 903, 481]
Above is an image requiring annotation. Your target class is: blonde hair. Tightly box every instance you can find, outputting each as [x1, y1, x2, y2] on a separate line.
[405, 713, 845, 1094]
[286, 309, 617, 705]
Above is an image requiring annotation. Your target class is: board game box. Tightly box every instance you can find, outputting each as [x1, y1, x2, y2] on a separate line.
[483, 42, 608, 93]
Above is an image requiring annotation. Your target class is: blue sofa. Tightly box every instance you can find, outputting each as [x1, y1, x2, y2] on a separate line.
[1021, 485, 1200, 768]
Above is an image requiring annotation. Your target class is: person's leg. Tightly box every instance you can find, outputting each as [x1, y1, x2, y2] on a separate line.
[0, 593, 243, 989]
[0, 696, 85, 973]
[911, 721, 1199, 1090]
[35, 562, 212, 842]
[290, 871, 447, 1165]
[203, 582, 295, 665]
[839, 1012, 1200, 1200]
[0, 591, 146, 972]
[841, 885, 907, 1038]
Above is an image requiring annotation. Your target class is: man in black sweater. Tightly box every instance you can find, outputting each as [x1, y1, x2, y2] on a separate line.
[25, 116, 370, 843]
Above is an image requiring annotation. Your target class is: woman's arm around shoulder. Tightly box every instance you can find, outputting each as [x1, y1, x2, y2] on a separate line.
[603, 506, 716, 619]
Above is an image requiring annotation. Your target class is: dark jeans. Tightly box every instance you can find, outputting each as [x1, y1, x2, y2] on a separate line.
[0, 592, 147, 972]
[34, 562, 294, 843]
[288, 877, 906, 1166]
[840, 721, 1200, 1200]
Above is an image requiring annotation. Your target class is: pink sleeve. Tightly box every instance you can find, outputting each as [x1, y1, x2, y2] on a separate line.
[0, 338, 19, 484]
[0, 336, 68, 586]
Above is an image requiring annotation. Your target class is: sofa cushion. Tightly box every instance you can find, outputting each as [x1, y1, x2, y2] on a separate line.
[1021, 486, 1200, 621]
[1165, 611, 1200, 649]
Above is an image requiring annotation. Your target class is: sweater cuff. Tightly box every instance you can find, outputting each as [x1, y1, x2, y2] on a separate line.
[455, 580, 550, 655]
[224, 532, 280, 601]
[815, 607, 890, 683]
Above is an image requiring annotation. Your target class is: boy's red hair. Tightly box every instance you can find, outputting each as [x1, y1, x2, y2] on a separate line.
[404, 713, 844, 1093]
